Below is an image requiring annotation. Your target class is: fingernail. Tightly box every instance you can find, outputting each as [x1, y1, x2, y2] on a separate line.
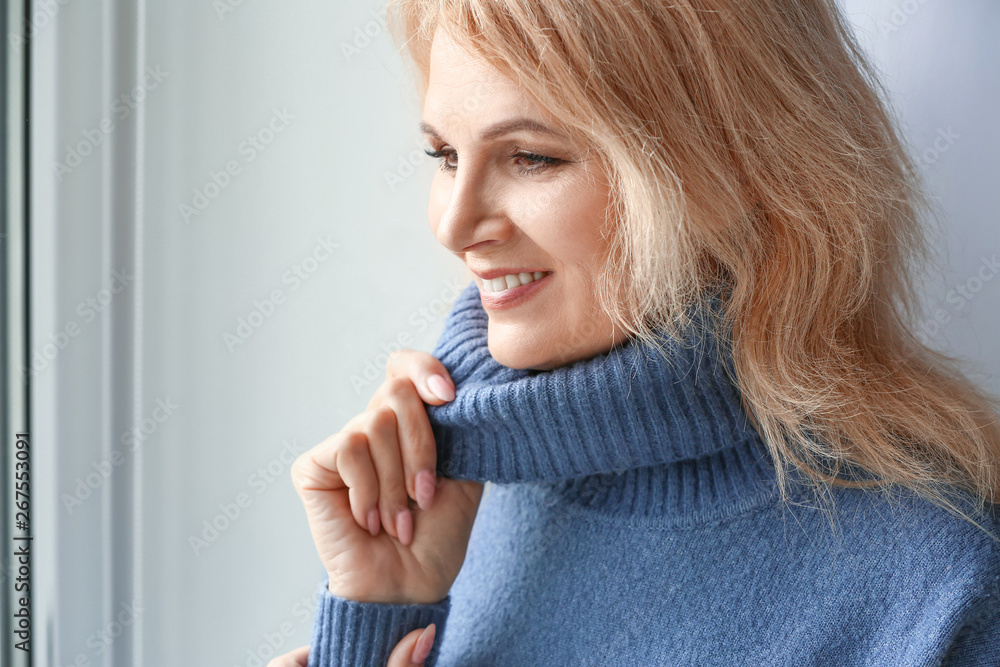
[411, 624, 436, 663]
[367, 508, 380, 537]
[415, 469, 436, 510]
[426, 374, 455, 402]
[396, 508, 413, 546]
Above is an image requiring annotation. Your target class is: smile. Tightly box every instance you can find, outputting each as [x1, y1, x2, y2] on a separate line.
[480, 271, 553, 294]
[476, 271, 553, 310]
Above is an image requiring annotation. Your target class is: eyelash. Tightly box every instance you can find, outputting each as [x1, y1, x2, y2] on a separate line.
[423, 147, 563, 175]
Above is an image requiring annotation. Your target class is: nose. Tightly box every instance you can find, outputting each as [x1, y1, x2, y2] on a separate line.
[431, 164, 513, 253]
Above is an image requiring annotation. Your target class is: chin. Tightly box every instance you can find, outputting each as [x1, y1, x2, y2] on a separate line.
[487, 337, 548, 371]
[486, 328, 578, 371]
[485, 316, 617, 371]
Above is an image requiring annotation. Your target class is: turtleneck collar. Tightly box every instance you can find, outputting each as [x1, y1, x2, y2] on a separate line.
[425, 280, 782, 518]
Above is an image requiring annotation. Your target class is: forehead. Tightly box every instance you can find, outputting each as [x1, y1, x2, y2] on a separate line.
[424, 28, 530, 118]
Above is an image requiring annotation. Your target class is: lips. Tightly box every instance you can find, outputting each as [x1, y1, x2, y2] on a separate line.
[479, 271, 553, 294]
[476, 271, 553, 310]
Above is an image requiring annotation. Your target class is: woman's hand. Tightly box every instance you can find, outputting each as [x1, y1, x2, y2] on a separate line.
[292, 349, 484, 605]
[267, 624, 436, 667]
[267, 645, 308, 666]
[387, 624, 438, 666]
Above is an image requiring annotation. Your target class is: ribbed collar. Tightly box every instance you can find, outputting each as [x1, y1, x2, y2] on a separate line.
[425, 280, 782, 519]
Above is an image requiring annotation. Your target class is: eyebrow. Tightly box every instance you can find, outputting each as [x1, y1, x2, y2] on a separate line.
[419, 117, 568, 143]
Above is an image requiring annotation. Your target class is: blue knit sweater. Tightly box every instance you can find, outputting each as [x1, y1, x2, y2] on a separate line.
[308, 280, 1000, 666]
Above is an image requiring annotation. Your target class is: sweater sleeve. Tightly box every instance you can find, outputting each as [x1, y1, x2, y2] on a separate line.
[425, 280, 758, 484]
[308, 575, 450, 667]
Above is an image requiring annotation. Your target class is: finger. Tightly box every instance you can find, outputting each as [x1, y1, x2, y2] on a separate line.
[387, 625, 437, 667]
[266, 644, 309, 667]
[385, 349, 456, 405]
[364, 405, 412, 545]
[291, 430, 380, 537]
[380, 377, 439, 511]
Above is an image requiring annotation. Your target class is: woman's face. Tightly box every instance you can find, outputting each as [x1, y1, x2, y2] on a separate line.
[421, 28, 630, 370]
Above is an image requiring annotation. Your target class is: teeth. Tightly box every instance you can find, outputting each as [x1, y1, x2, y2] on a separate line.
[481, 271, 551, 293]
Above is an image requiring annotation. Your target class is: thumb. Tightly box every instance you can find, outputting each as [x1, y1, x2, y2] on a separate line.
[385, 350, 455, 405]
[387, 624, 437, 667]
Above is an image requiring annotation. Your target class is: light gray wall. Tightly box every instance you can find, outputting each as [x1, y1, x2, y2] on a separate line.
[35, 2, 464, 666]
[839, 0, 1000, 391]
[29, 1, 998, 666]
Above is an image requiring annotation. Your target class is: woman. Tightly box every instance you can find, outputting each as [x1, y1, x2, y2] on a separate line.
[274, 0, 1000, 664]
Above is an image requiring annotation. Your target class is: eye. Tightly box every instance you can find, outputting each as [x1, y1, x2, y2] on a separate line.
[422, 146, 564, 175]
[510, 150, 562, 175]
[424, 147, 457, 172]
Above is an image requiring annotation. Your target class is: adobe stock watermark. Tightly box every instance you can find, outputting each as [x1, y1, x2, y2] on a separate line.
[214, 0, 249, 21]
[878, 0, 932, 37]
[179, 107, 294, 225]
[339, 8, 390, 63]
[915, 254, 999, 345]
[233, 588, 322, 667]
[385, 81, 490, 192]
[57, 599, 144, 666]
[7, 0, 75, 53]
[53, 65, 169, 182]
[223, 236, 340, 352]
[440, 455, 615, 554]
[350, 277, 466, 394]
[188, 439, 308, 556]
[20, 268, 134, 384]
[385, 138, 439, 193]
[916, 127, 959, 171]
[61, 397, 180, 515]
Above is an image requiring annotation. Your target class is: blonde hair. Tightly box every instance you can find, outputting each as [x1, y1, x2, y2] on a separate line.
[386, 0, 1000, 540]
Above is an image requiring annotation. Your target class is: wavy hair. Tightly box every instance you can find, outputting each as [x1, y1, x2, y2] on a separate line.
[386, 0, 1000, 540]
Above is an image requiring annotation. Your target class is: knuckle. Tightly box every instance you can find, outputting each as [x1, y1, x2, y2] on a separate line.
[384, 375, 413, 399]
[385, 347, 414, 374]
[369, 404, 398, 432]
[339, 430, 369, 459]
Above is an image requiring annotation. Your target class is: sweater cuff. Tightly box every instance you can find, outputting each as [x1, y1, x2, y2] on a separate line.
[307, 577, 450, 667]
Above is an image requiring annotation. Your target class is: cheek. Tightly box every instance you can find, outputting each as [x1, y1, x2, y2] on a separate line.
[529, 184, 611, 273]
